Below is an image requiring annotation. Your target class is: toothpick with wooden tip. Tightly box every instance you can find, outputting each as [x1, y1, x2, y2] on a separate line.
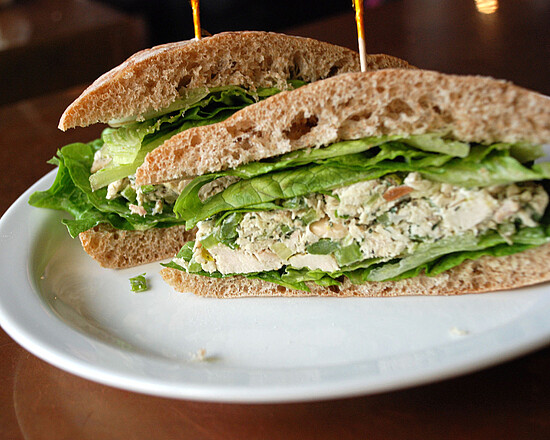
[191, 0, 201, 40]
[354, 0, 367, 72]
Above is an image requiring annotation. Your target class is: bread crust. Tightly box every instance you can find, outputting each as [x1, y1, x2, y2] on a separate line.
[79, 224, 195, 268]
[59, 31, 396, 130]
[136, 69, 550, 185]
[160, 243, 550, 297]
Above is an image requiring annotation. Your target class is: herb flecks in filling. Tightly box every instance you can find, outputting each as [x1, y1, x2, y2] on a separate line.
[88, 84, 302, 217]
[188, 172, 548, 275]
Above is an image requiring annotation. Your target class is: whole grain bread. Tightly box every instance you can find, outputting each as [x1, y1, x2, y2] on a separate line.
[59, 31, 411, 130]
[79, 224, 195, 268]
[136, 69, 550, 185]
[160, 243, 550, 297]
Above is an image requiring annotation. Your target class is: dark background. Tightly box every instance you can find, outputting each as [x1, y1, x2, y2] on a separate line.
[95, 0, 355, 44]
[0, 0, 395, 105]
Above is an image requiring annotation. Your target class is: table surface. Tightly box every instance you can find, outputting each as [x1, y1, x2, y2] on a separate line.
[0, 0, 146, 105]
[1, 0, 550, 438]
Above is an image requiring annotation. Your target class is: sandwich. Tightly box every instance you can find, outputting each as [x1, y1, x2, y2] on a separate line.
[28, 31, 413, 268]
[134, 69, 550, 297]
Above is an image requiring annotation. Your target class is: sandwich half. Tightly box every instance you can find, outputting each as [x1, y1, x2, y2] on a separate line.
[28, 31, 413, 268]
[135, 69, 550, 297]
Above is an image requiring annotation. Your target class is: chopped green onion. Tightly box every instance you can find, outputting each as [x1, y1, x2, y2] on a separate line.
[129, 273, 148, 292]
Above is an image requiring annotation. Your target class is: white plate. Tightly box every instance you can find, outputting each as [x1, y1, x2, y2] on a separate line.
[1, 170, 550, 403]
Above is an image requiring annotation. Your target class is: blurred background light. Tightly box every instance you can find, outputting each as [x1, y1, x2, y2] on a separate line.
[475, 0, 499, 14]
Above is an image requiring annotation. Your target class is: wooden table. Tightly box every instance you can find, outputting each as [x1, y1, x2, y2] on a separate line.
[1, 1, 549, 438]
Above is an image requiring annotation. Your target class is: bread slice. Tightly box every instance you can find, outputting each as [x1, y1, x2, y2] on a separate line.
[59, 31, 412, 131]
[79, 224, 195, 268]
[136, 69, 550, 185]
[160, 243, 550, 297]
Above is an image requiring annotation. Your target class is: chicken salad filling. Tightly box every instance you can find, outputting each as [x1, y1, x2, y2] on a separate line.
[165, 134, 550, 290]
[178, 173, 548, 276]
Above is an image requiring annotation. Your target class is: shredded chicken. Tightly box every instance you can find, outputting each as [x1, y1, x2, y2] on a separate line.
[192, 172, 548, 275]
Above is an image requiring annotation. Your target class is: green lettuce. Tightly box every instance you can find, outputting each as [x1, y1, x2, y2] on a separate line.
[28, 141, 182, 237]
[170, 136, 550, 291]
[176, 138, 550, 229]
[29, 84, 294, 236]
[129, 273, 148, 292]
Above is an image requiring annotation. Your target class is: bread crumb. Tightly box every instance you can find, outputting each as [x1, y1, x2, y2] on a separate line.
[191, 348, 207, 362]
[449, 326, 470, 337]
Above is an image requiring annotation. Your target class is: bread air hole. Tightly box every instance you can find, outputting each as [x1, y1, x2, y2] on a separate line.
[289, 52, 305, 78]
[384, 98, 414, 120]
[178, 74, 192, 89]
[419, 100, 453, 124]
[327, 62, 343, 78]
[226, 119, 254, 137]
[189, 133, 202, 145]
[347, 109, 373, 122]
[284, 112, 319, 141]
[418, 95, 431, 109]
[337, 109, 374, 138]
[235, 136, 252, 151]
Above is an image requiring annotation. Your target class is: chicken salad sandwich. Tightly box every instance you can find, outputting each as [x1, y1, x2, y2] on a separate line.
[133, 69, 550, 297]
[28, 31, 413, 268]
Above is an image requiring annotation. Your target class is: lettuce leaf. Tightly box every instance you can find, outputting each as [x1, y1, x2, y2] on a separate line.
[29, 141, 183, 237]
[365, 231, 508, 282]
[29, 84, 292, 237]
[420, 147, 550, 188]
[28, 142, 110, 236]
[176, 139, 550, 229]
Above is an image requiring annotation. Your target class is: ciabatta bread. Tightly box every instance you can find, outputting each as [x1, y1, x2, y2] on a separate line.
[160, 243, 550, 297]
[60, 32, 411, 130]
[136, 69, 550, 185]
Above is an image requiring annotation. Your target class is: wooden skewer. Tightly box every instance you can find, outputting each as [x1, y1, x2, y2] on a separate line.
[190, 0, 201, 40]
[353, 0, 367, 72]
